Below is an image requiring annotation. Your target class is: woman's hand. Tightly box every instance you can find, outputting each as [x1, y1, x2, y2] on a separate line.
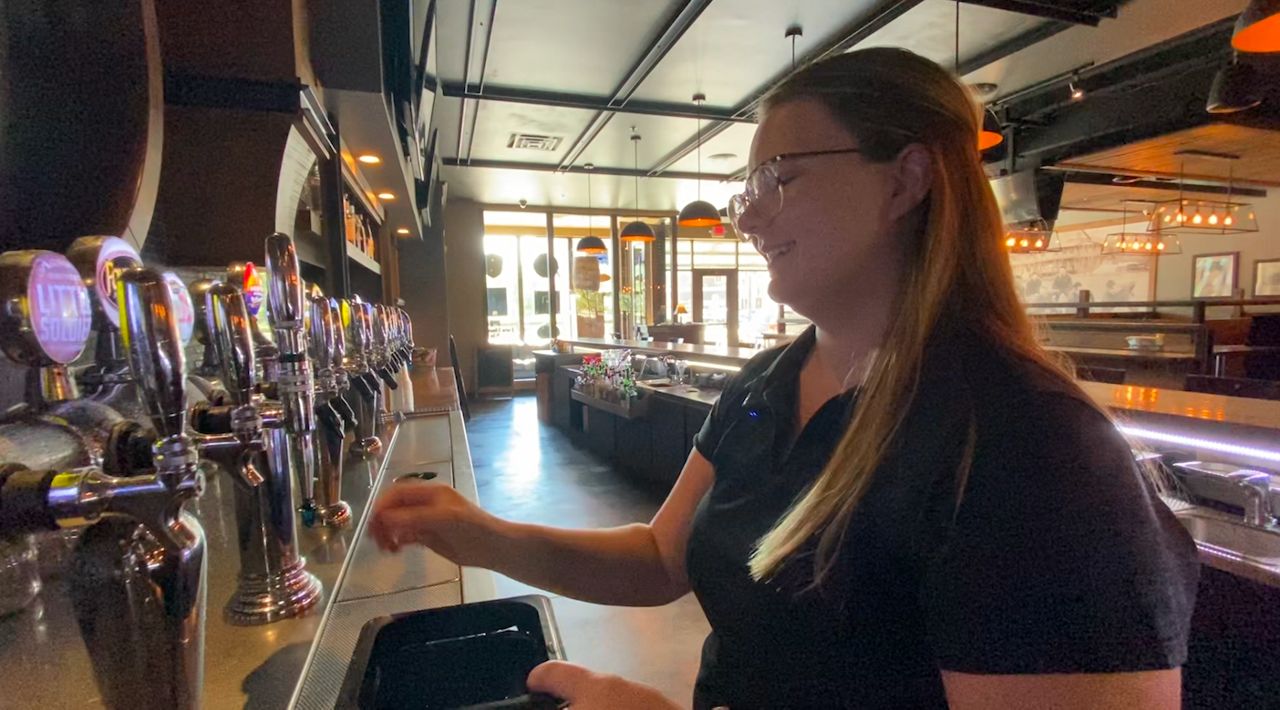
[527, 661, 682, 710]
[368, 480, 501, 566]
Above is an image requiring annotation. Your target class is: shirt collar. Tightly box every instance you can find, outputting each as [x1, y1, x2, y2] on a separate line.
[741, 325, 818, 412]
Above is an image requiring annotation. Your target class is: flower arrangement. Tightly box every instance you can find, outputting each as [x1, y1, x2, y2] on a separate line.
[575, 350, 639, 403]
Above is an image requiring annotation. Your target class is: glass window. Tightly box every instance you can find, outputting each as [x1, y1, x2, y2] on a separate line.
[483, 233, 521, 345]
[554, 213, 613, 340]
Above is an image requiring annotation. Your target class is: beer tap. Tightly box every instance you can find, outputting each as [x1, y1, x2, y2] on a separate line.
[186, 278, 224, 394]
[0, 265, 208, 710]
[263, 233, 321, 525]
[65, 236, 146, 420]
[0, 250, 124, 473]
[308, 295, 354, 527]
[342, 298, 383, 456]
[190, 281, 322, 624]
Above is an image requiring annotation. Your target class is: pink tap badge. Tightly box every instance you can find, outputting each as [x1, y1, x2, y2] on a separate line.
[94, 237, 141, 329]
[29, 252, 93, 364]
[163, 272, 196, 345]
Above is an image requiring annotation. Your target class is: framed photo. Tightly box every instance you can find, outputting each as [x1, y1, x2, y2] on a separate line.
[1192, 252, 1238, 300]
[1254, 258, 1280, 297]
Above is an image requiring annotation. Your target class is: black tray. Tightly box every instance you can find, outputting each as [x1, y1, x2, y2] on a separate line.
[336, 595, 566, 710]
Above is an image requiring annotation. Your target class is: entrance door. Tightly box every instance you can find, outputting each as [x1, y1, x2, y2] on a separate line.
[692, 269, 738, 347]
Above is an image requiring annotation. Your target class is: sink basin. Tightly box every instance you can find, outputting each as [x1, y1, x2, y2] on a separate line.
[1176, 512, 1280, 565]
[338, 595, 565, 710]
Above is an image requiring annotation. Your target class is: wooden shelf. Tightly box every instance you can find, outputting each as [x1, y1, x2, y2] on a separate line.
[571, 387, 649, 419]
[347, 242, 381, 275]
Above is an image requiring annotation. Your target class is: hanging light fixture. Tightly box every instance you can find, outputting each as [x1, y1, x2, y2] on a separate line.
[1003, 219, 1059, 254]
[1102, 201, 1181, 256]
[1206, 55, 1264, 114]
[678, 93, 722, 228]
[1233, 0, 1280, 53]
[954, 1, 1004, 151]
[1145, 156, 1260, 235]
[576, 164, 607, 254]
[620, 129, 656, 243]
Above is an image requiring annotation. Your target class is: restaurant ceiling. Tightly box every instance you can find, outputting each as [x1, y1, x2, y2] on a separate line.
[432, 0, 1262, 212]
[1059, 124, 1280, 187]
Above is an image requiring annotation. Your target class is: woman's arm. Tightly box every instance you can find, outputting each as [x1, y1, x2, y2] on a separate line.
[370, 448, 715, 607]
[942, 669, 1181, 710]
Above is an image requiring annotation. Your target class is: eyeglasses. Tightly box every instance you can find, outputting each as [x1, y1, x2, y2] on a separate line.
[728, 148, 863, 240]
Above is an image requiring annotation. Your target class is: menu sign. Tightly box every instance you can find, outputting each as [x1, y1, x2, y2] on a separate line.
[29, 252, 93, 364]
[164, 272, 196, 345]
[94, 237, 141, 328]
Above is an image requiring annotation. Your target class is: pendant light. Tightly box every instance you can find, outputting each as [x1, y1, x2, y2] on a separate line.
[620, 128, 656, 243]
[955, 1, 1004, 151]
[1233, 0, 1280, 53]
[576, 164, 607, 254]
[1206, 54, 1264, 114]
[678, 93, 722, 228]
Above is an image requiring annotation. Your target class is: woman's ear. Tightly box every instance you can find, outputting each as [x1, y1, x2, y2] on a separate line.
[887, 143, 933, 223]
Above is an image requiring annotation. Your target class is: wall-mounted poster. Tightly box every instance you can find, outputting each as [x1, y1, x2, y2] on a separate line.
[1192, 252, 1238, 299]
[1008, 231, 1155, 313]
[1254, 259, 1280, 297]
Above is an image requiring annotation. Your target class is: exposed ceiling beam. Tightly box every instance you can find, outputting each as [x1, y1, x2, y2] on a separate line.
[457, 0, 498, 164]
[957, 20, 1073, 76]
[1056, 169, 1270, 196]
[443, 157, 736, 183]
[649, 0, 926, 177]
[957, 0, 1116, 26]
[559, 0, 716, 170]
[437, 82, 754, 123]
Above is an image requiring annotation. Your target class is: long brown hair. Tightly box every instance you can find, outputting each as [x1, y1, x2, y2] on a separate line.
[749, 48, 1074, 584]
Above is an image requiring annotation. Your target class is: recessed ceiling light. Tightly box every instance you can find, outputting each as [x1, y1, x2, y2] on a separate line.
[358, 154, 381, 165]
[396, 227, 411, 235]
[969, 82, 999, 97]
[708, 152, 738, 161]
[378, 192, 396, 200]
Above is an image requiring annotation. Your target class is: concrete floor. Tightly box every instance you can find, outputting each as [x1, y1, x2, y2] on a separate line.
[466, 395, 710, 705]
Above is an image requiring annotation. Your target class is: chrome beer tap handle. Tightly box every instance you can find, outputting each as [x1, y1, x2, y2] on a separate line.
[307, 294, 351, 527]
[264, 233, 319, 524]
[195, 275, 321, 624]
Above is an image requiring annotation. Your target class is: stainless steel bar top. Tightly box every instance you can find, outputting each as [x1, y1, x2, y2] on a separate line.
[289, 409, 496, 710]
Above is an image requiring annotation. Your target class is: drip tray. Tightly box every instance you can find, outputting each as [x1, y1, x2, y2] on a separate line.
[337, 595, 565, 710]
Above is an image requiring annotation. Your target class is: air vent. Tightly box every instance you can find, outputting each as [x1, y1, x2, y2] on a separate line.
[508, 133, 563, 152]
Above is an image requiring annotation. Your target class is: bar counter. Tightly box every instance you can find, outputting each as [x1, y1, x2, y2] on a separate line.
[0, 367, 493, 709]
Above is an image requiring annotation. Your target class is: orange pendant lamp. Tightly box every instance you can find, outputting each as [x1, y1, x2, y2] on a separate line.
[1233, 0, 1280, 53]
[576, 164, 607, 255]
[678, 93, 722, 228]
[955, 1, 1004, 151]
[620, 129, 656, 243]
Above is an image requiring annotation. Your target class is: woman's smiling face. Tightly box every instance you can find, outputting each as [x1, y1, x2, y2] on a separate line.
[736, 98, 908, 319]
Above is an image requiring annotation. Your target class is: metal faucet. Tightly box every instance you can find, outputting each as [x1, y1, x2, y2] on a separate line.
[190, 280, 322, 624]
[1229, 470, 1275, 527]
[261, 234, 321, 528]
[308, 294, 355, 527]
[0, 265, 208, 710]
[343, 298, 384, 456]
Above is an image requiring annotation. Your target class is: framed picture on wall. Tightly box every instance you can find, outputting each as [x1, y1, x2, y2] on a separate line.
[1254, 259, 1280, 297]
[1192, 252, 1239, 300]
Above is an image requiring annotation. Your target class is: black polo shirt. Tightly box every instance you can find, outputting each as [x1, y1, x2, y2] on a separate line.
[686, 325, 1199, 709]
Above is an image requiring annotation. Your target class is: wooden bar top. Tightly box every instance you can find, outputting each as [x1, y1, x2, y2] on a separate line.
[1078, 381, 1280, 431]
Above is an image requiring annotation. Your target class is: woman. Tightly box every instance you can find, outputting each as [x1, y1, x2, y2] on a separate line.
[371, 48, 1198, 709]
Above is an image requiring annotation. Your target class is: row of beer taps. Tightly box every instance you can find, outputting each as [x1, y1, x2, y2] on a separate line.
[0, 232, 416, 709]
